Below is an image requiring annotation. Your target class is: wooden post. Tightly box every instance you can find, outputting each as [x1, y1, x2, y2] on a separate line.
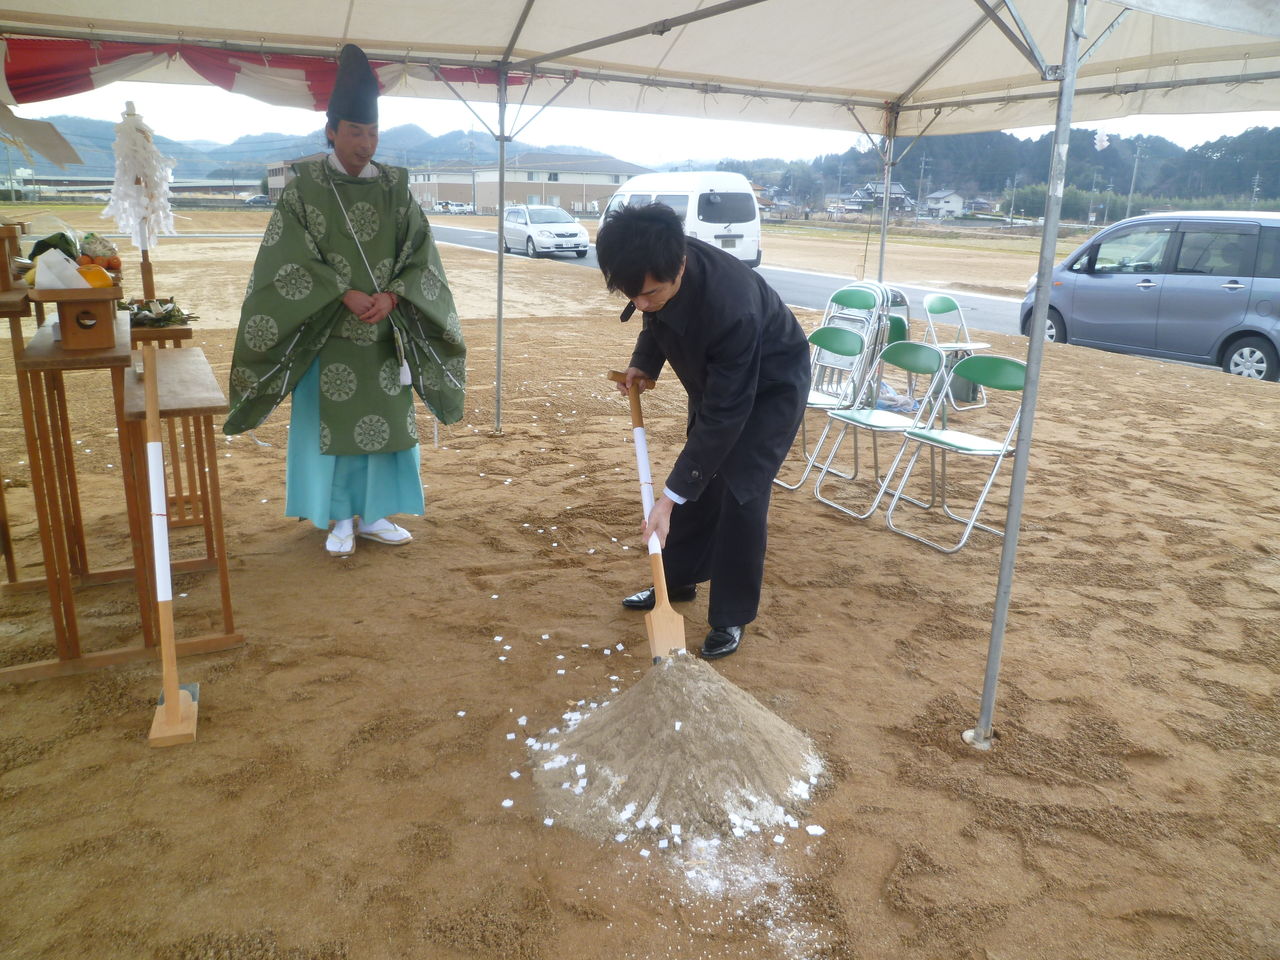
[143, 344, 197, 746]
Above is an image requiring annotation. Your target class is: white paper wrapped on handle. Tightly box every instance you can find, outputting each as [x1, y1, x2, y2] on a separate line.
[632, 426, 663, 555]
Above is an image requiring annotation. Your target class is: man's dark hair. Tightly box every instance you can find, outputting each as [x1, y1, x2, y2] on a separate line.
[596, 203, 687, 298]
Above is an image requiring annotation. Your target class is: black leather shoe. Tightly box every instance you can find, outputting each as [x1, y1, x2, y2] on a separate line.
[701, 625, 743, 660]
[621, 584, 697, 610]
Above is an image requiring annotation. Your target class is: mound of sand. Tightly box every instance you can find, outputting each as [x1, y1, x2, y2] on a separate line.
[532, 654, 824, 843]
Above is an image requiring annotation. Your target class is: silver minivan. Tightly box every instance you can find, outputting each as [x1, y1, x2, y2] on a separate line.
[1021, 211, 1280, 380]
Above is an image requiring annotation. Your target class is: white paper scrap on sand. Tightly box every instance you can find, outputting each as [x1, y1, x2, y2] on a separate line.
[806, 824, 825, 836]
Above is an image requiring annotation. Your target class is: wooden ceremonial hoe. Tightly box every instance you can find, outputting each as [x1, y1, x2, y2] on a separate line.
[607, 371, 687, 661]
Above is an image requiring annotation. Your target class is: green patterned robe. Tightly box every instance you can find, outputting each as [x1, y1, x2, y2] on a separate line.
[224, 158, 466, 454]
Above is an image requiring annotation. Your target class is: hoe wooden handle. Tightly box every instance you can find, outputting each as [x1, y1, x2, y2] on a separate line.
[606, 369, 656, 428]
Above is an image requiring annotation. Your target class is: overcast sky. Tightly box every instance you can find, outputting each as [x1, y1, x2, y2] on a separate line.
[23, 80, 1280, 168]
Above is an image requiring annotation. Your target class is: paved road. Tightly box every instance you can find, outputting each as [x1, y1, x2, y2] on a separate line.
[432, 223, 1026, 337]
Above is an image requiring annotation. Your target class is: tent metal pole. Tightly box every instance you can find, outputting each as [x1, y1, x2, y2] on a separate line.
[964, 0, 1085, 751]
[495, 66, 508, 435]
[876, 110, 898, 282]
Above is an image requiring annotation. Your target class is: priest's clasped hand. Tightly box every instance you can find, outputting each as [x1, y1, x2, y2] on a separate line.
[341, 289, 398, 324]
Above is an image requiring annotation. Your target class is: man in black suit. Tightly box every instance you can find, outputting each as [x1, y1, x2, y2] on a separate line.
[597, 203, 810, 659]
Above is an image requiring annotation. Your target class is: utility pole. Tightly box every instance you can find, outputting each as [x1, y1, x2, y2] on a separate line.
[1124, 147, 1142, 220]
[1251, 170, 1262, 209]
[2, 144, 12, 202]
[915, 156, 930, 221]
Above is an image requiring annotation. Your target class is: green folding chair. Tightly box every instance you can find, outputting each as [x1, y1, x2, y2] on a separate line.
[774, 325, 865, 490]
[884, 354, 1026, 553]
[813, 340, 947, 519]
[922, 293, 991, 412]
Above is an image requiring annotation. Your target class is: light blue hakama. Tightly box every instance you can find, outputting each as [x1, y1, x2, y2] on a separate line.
[285, 361, 424, 529]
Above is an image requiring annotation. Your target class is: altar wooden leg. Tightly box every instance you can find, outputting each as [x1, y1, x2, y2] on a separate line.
[198, 416, 235, 635]
[0, 462, 15, 583]
[46, 373, 88, 576]
[27, 372, 78, 659]
[180, 416, 203, 525]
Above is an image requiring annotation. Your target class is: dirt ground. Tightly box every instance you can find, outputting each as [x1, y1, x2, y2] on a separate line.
[1, 207, 1277, 960]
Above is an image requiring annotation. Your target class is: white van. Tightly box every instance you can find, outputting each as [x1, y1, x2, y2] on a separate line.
[601, 171, 762, 267]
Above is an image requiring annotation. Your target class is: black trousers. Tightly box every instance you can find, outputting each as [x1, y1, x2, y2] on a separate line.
[660, 473, 771, 628]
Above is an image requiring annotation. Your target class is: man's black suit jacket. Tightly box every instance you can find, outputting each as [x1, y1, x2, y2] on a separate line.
[628, 238, 810, 504]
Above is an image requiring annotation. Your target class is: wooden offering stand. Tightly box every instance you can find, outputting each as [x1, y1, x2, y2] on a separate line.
[29, 286, 124, 351]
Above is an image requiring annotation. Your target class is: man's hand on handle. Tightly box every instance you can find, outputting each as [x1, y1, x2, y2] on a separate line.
[642, 494, 675, 549]
[616, 366, 654, 397]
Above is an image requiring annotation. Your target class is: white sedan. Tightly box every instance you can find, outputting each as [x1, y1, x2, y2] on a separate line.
[502, 205, 590, 258]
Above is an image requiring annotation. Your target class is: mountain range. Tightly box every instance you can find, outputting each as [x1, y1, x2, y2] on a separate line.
[18, 115, 609, 181]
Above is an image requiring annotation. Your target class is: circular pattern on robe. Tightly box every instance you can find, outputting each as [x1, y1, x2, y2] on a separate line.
[406, 408, 419, 441]
[340, 316, 379, 345]
[420, 268, 442, 301]
[273, 263, 313, 301]
[445, 310, 461, 338]
[230, 365, 259, 398]
[242, 314, 279, 352]
[319, 422, 332, 453]
[327, 253, 353, 289]
[354, 415, 390, 451]
[379, 357, 403, 395]
[384, 167, 402, 186]
[320, 362, 358, 401]
[422, 354, 467, 392]
[303, 231, 320, 260]
[281, 189, 304, 218]
[262, 370, 287, 398]
[396, 204, 408, 226]
[373, 258, 393, 290]
[303, 203, 328, 240]
[262, 211, 284, 247]
[348, 202, 379, 242]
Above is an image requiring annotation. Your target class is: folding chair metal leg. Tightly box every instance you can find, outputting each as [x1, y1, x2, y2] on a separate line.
[774, 417, 839, 490]
[813, 427, 935, 519]
[936, 450, 1007, 539]
[885, 442, 1006, 553]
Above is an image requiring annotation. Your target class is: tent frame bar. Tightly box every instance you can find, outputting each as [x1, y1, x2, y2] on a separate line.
[1079, 9, 1129, 66]
[901, 3, 1007, 103]
[502, 0, 537, 61]
[508, 0, 772, 72]
[973, 0, 1052, 78]
[901, 67, 1280, 115]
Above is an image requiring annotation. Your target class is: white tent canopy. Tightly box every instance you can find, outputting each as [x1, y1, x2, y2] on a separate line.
[2, 1, 1279, 137]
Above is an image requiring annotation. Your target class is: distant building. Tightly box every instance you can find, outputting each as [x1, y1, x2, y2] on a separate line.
[926, 189, 964, 218]
[409, 152, 652, 214]
[266, 153, 326, 199]
[29, 173, 264, 199]
[406, 162, 476, 210]
[845, 181, 915, 213]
